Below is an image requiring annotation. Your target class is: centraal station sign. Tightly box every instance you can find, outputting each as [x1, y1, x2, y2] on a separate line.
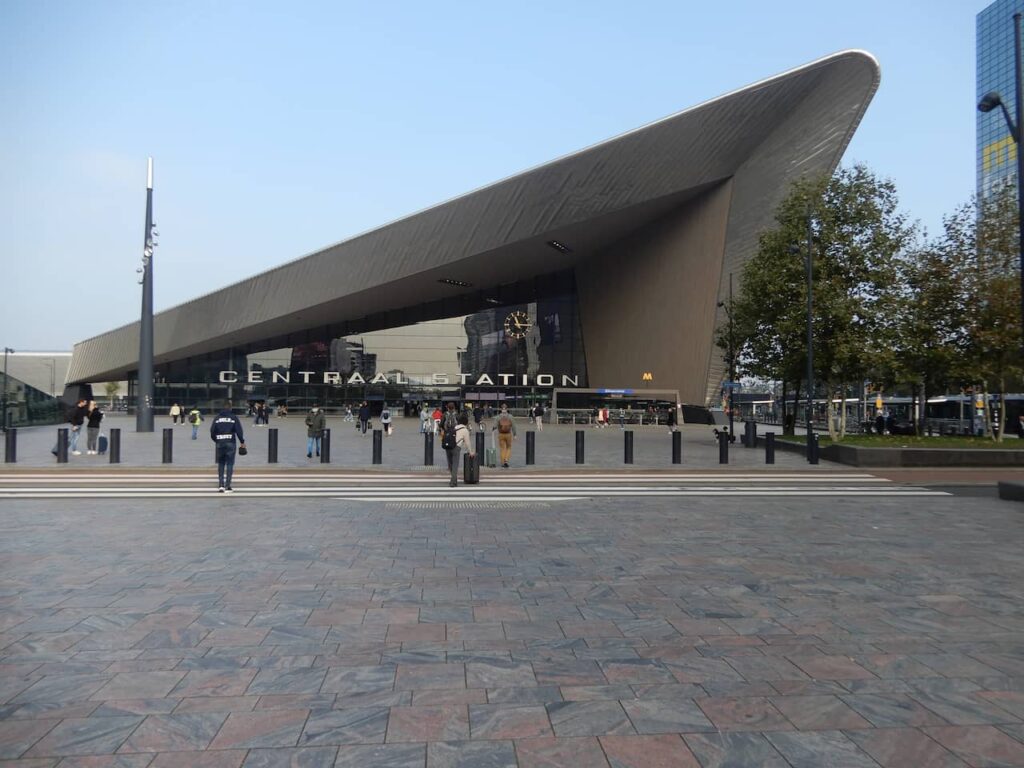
[217, 370, 581, 387]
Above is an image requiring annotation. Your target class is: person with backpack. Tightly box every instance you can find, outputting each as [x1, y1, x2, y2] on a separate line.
[358, 401, 370, 435]
[493, 404, 517, 468]
[210, 400, 245, 493]
[85, 401, 104, 455]
[188, 406, 203, 440]
[440, 402, 459, 471]
[305, 404, 326, 458]
[380, 405, 393, 436]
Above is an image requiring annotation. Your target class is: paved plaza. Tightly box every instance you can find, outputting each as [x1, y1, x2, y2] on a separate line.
[2, 460, 1024, 766]
[5, 415, 815, 471]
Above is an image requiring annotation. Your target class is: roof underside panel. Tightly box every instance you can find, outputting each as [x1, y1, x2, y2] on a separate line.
[68, 50, 880, 384]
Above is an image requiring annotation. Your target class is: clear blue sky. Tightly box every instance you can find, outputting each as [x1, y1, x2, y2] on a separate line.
[0, 0, 989, 350]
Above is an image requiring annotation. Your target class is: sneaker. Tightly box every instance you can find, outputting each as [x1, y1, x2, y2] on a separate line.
[218, 486, 225, 493]
[502, 462, 509, 468]
[307, 453, 312, 458]
[72, 450, 82, 455]
[225, 487, 234, 493]
[449, 481, 456, 487]
[316, 451, 320, 456]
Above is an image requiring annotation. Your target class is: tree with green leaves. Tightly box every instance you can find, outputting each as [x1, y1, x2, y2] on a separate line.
[717, 164, 914, 440]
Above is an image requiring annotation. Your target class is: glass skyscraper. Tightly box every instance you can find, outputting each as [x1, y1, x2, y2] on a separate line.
[978, 0, 1024, 199]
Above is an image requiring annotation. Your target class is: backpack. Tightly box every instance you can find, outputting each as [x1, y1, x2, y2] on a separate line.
[441, 413, 458, 449]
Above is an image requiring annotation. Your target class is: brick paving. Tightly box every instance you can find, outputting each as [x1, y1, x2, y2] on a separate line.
[2, 486, 1024, 765]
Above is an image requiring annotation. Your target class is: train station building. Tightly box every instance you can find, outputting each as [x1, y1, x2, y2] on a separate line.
[66, 51, 879, 418]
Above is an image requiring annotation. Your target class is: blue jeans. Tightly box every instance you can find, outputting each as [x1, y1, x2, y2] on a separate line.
[216, 444, 236, 488]
[307, 436, 321, 455]
[68, 427, 81, 452]
[191, 424, 199, 440]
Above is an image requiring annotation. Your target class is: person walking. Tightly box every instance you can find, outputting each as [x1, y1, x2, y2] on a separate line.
[86, 400, 103, 455]
[68, 397, 88, 455]
[533, 403, 544, 431]
[440, 402, 459, 471]
[380, 405, 393, 436]
[420, 405, 431, 434]
[358, 401, 370, 435]
[210, 400, 245, 493]
[618, 407, 626, 429]
[305, 404, 326, 458]
[448, 412, 476, 487]
[170, 402, 182, 425]
[474, 404, 484, 432]
[343, 405, 354, 422]
[667, 404, 678, 433]
[431, 405, 443, 435]
[493, 404, 516, 468]
[189, 405, 203, 440]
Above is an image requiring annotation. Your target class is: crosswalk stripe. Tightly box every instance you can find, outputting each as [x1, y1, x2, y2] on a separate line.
[0, 474, 886, 484]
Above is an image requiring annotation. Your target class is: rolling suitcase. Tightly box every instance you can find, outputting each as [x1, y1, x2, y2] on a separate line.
[98, 434, 108, 455]
[464, 452, 480, 484]
[485, 431, 498, 468]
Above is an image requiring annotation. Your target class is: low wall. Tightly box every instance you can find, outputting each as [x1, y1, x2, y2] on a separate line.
[775, 438, 1024, 467]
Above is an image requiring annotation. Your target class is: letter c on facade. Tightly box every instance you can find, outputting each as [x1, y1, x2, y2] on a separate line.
[219, 370, 238, 383]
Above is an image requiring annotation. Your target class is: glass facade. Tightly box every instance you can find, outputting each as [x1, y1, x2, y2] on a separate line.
[978, 0, 1024, 199]
[138, 279, 587, 414]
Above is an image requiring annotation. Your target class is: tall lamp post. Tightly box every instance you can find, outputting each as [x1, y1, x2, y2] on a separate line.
[789, 206, 815, 461]
[136, 158, 157, 432]
[717, 273, 736, 440]
[977, 11, 1024, 346]
[2, 347, 13, 432]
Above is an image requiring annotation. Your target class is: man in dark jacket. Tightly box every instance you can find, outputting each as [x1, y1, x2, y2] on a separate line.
[305, 405, 326, 458]
[210, 400, 245, 493]
[358, 401, 370, 435]
[66, 398, 88, 455]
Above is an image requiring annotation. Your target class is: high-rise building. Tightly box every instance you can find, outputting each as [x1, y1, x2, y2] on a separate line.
[978, 0, 1024, 199]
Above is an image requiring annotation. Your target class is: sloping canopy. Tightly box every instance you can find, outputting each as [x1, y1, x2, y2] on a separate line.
[69, 49, 880, 405]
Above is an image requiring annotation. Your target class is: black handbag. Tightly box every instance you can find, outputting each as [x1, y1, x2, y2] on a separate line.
[238, 444, 248, 456]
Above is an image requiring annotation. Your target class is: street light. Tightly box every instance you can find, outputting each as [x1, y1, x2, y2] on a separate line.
[1, 347, 13, 432]
[789, 204, 816, 463]
[977, 11, 1024, 348]
[717, 273, 736, 441]
[137, 158, 156, 432]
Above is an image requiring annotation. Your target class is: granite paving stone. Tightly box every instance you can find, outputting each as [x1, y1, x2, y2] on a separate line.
[620, 698, 714, 734]
[0, 718, 58, 759]
[468, 705, 552, 740]
[924, 724, 1024, 766]
[298, 707, 389, 746]
[511, 736, 609, 768]
[599, 733, 701, 768]
[206, 709, 309, 750]
[695, 696, 793, 732]
[845, 727, 968, 767]
[24, 717, 143, 758]
[117, 712, 226, 753]
[544, 701, 633, 737]
[386, 705, 469, 742]
[426, 739, 517, 768]
[240, 747, 338, 767]
[769, 694, 872, 730]
[764, 730, 880, 767]
[332, 742, 426, 767]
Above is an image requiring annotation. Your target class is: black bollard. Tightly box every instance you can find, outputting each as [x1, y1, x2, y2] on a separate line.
[718, 430, 729, 464]
[268, 428, 278, 463]
[525, 431, 535, 465]
[671, 431, 681, 464]
[56, 428, 68, 463]
[109, 428, 121, 464]
[4, 427, 15, 463]
[162, 428, 173, 464]
[808, 433, 819, 465]
[765, 432, 775, 464]
[372, 429, 383, 465]
[475, 430, 484, 458]
[624, 430, 634, 464]
[575, 430, 584, 464]
[321, 428, 331, 463]
[424, 432, 434, 466]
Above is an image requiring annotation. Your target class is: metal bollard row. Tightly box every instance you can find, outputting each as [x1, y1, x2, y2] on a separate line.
[4, 427, 15, 463]
[525, 432, 535, 465]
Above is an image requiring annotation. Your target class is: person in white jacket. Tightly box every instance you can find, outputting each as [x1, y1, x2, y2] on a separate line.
[449, 413, 476, 487]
